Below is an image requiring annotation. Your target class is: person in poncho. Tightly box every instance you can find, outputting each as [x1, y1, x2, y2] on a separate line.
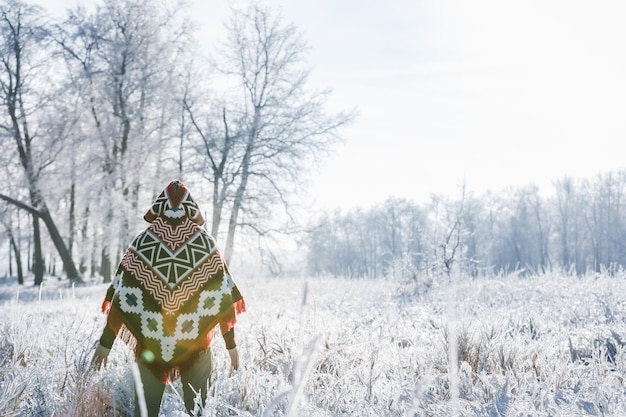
[92, 180, 245, 417]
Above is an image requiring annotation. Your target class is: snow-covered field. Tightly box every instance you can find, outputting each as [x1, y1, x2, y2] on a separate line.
[1, 272, 625, 416]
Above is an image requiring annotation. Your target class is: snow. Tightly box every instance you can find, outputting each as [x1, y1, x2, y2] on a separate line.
[1, 272, 625, 416]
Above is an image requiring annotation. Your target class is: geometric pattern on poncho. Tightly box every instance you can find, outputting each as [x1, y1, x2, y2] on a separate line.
[110, 224, 240, 363]
[128, 220, 214, 287]
[149, 216, 200, 252]
[118, 249, 224, 314]
[103, 180, 245, 379]
[114, 266, 234, 362]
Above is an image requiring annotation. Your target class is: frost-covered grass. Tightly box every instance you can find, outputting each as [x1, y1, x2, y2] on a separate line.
[1, 272, 626, 416]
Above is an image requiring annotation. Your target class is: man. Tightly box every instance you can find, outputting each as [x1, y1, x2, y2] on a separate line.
[92, 180, 245, 416]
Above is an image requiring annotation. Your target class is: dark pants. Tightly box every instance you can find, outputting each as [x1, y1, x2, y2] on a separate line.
[134, 349, 213, 417]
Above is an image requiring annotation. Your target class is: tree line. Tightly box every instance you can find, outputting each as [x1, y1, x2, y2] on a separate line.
[306, 172, 626, 279]
[0, 0, 351, 284]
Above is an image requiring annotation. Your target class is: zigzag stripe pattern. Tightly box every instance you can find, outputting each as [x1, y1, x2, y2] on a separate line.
[120, 250, 225, 314]
[149, 217, 200, 252]
[162, 253, 223, 313]
[129, 229, 214, 286]
[120, 251, 169, 306]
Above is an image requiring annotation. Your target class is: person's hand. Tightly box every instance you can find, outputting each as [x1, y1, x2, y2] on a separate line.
[92, 344, 111, 370]
[228, 347, 239, 371]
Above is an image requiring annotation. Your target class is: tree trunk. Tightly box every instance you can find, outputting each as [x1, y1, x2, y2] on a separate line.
[39, 206, 82, 282]
[224, 148, 252, 263]
[224, 129, 255, 263]
[8, 237, 12, 277]
[211, 107, 234, 238]
[224, 193, 242, 264]
[69, 181, 75, 255]
[9, 235, 24, 285]
[101, 247, 111, 283]
[32, 215, 44, 286]
[211, 196, 223, 238]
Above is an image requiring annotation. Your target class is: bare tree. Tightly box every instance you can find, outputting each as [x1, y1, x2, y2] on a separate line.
[0, 0, 81, 283]
[0, 203, 24, 283]
[553, 177, 594, 273]
[183, 98, 239, 238]
[583, 171, 626, 273]
[527, 185, 551, 273]
[204, 4, 353, 262]
[430, 184, 468, 277]
[53, 0, 192, 281]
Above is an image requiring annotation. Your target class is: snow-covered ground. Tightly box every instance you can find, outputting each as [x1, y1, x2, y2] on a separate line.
[1, 272, 625, 416]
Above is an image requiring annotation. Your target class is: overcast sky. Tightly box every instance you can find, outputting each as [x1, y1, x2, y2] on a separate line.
[265, 0, 626, 211]
[42, 0, 626, 211]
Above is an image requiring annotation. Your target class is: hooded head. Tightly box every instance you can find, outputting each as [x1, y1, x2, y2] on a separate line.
[144, 180, 205, 226]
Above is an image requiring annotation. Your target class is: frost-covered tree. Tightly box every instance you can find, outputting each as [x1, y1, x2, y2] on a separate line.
[200, 3, 353, 262]
[53, 0, 192, 281]
[0, 0, 81, 283]
[306, 198, 428, 278]
[584, 171, 626, 272]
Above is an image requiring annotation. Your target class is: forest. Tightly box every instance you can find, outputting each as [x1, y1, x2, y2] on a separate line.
[0, 0, 351, 285]
[2, 0, 626, 286]
[306, 173, 626, 279]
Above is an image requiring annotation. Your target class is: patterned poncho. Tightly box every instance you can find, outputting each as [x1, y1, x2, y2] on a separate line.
[102, 181, 245, 381]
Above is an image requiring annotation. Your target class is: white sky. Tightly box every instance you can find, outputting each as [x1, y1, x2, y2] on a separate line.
[41, 0, 626, 211]
[266, 0, 626, 211]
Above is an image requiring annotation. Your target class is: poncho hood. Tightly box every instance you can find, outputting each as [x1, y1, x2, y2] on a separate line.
[102, 180, 245, 381]
[144, 180, 205, 226]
